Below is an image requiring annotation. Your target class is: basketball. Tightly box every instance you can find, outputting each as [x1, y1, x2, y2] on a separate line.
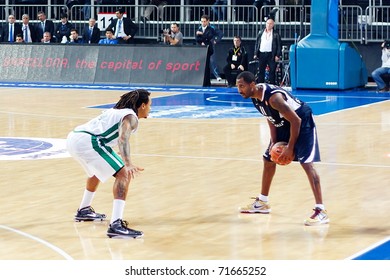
[270, 142, 292, 165]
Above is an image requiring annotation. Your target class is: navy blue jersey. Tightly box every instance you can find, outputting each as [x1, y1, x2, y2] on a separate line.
[251, 83, 304, 128]
[251, 83, 321, 163]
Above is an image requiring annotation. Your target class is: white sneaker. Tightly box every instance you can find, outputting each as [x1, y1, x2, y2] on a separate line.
[304, 207, 329, 226]
[239, 197, 271, 214]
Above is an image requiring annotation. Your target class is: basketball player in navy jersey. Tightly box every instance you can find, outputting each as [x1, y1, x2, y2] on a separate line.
[235, 71, 329, 226]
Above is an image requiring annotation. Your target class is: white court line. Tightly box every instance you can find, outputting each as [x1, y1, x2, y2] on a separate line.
[206, 95, 332, 104]
[133, 153, 390, 169]
[320, 99, 390, 116]
[0, 225, 73, 260]
[0, 110, 89, 120]
[345, 236, 390, 260]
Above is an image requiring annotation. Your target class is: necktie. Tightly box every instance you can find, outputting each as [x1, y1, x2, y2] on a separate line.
[89, 28, 93, 39]
[41, 21, 45, 31]
[24, 26, 28, 42]
[116, 19, 122, 37]
[9, 24, 13, 42]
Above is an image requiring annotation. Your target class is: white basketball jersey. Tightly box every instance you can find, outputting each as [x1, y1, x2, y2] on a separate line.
[74, 108, 138, 147]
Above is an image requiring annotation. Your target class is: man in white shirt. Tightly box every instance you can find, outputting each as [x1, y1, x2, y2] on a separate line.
[371, 40, 390, 92]
[21, 14, 36, 43]
[253, 18, 282, 85]
[107, 7, 138, 44]
[1, 14, 22, 43]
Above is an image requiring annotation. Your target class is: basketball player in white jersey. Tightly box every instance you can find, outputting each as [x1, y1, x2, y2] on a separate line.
[67, 89, 151, 238]
[236, 71, 329, 226]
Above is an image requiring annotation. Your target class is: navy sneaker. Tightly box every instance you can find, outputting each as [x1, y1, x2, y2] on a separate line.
[74, 206, 106, 222]
[107, 219, 144, 239]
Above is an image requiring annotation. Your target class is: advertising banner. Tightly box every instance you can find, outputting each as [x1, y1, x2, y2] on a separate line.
[0, 44, 207, 86]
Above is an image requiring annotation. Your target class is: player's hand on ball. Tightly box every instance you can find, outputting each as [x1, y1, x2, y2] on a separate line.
[270, 142, 293, 165]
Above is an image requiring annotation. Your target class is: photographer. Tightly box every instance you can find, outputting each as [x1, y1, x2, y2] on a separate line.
[163, 23, 183, 46]
[371, 40, 390, 92]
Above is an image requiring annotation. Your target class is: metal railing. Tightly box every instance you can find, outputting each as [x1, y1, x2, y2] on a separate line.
[364, 5, 390, 42]
[0, 4, 390, 44]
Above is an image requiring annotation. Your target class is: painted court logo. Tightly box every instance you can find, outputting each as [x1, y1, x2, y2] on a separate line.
[0, 137, 70, 160]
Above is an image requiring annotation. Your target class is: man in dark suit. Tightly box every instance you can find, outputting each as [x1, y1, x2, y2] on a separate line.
[21, 14, 37, 43]
[195, 14, 215, 87]
[107, 7, 138, 44]
[55, 13, 74, 43]
[82, 18, 101, 44]
[66, 29, 83, 44]
[36, 11, 55, 43]
[1, 14, 22, 43]
[253, 18, 282, 85]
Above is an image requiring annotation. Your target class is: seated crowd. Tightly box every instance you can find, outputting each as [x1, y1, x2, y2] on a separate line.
[1, 5, 252, 88]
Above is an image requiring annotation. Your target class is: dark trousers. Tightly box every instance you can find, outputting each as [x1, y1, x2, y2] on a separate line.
[257, 51, 277, 84]
[203, 50, 212, 87]
[223, 65, 242, 87]
[117, 37, 134, 44]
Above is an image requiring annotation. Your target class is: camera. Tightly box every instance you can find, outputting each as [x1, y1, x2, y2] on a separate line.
[160, 28, 171, 36]
[385, 40, 390, 49]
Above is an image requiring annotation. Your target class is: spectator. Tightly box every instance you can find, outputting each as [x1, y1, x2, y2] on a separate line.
[251, 0, 276, 22]
[1, 14, 22, 43]
[253, 18, 282, 85]
[209, 24, 224, 81]
[107, 7, 138, 44]
[55, 13, 74, 43]
[36, 11, 55, 43]
[66, 29, 83, 44]
[15, 34, 24, 43]
[211, 0, 227, 21]
[83, 0, 98, 20]
[223, 36, 248, 87]
[183, 0, 209, 21]
[140, 0, 167, 22]
[371, 40, 390, 92]
[42, 31, 53, 43]
[196, 14, 215, 87]
[163, 23, 183, 45]
[82, 18, 101, 44]
[21, 14, 36, 43]
[98, 29, 118, 44]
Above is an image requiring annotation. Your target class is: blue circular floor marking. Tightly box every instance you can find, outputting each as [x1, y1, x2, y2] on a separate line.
[0, 137, 70, 160]
[87, 87, 388, 119]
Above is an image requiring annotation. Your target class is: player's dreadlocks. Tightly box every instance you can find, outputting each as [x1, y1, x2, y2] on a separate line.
[114, 89, 151, 115]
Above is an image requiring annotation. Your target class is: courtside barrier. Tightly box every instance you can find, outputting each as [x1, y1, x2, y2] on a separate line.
[0, 44, 207, 86]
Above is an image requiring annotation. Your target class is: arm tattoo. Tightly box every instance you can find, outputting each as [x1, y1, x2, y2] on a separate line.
[117, 115, 138, 166]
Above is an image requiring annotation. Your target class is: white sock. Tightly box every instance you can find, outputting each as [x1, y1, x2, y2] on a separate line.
[79, 189, 95, 209]
[110, 199, 126, 224]
[315, 204, 325, 210]
[258, 194, 269, 203]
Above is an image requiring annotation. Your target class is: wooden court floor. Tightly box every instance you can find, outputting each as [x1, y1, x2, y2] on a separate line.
[0, 87, 389, 260]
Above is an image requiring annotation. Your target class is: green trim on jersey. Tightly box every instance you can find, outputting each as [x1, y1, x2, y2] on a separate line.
[91, 134, 124, 171]
[99, 123, 120, 144]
